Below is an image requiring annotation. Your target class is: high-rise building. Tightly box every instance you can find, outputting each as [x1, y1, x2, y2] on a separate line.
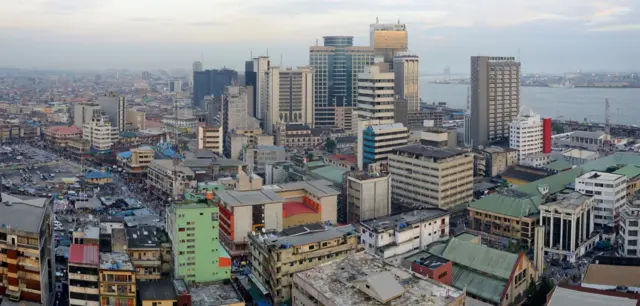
[169, 80, 182, 93]
[245, 61, 257, 117]
[250, 56, 271, 124]
[470, 56, 521, 147]
[83, 109, 119, 152]
[166, 199, 231, 283]
[509, 107, 543, 163]
[266, 66, 314, 134]
[355, 64, 409, 170]
[97, 94, 126, 132]
[393, 54, 420, 112]
[192, 61, 203, 72]
[345, 171, 392, 223]
[370, 20, 408, 68]
[310, 36, 375, 127]
[73, 102, 101, 129]
[193, 69, 238, 109]
[575, 171, 628, 228]
[196, 125, 223, 155]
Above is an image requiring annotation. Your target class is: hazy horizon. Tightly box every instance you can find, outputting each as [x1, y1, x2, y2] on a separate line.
[2, 0, 639, 73]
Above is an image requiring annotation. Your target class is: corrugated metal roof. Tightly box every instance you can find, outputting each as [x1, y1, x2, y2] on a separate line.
[69, 244, 99, 266]
[440, 238, 518, 280]
[451, 265, 505, 304]
[614, 165, 640, 180]
[468, 191, 542, 218]
[309, 166, 347, 185]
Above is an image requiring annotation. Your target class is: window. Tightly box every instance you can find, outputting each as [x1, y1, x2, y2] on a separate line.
[309, 245, 315, 250]
[438, 271, 448, 279]
[211, 212, 219, 221]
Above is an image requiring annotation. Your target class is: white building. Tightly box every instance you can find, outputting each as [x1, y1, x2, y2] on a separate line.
[393, 54, 420, 112]
[73, 102, 101, 130]
[253, 56, 271, 122]
[266, 66, 314, 134]
[575, 171, 628, 228]
[360, 209, 450, 264]
[562, 149, 600, 166]
[196, 125, 223, 155]
[539, 190, 599, 263]
[509, 107, 543, 163]
[619, 193, 640, 257]
[345, 171, 392, 223]
[83, 111, 119, 151]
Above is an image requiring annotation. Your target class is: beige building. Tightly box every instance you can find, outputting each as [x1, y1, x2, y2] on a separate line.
[393, 54, 420, 112]
[146, 160, 196, 201]
[74, 102, 101, 129]
[227, 128, 273, 159]
[267, 66, 314, 133]
[125, 109, 146, 130]
[196, 125, 223, 155]
[370, 21, 408, 67]
[470, 56, 521, 147]
[275, 124, 324, 149]
[481, 146, 518, 177]
[292, 251, 465, 306]
[125, 226, 172, 281]
[388, 145, 474, 209]
[345, 171, 392, 223]
[83, 111, 119, 151]
[248, 224, 359, 305]
[117, 146, 155, 182]
[335, 106, 355, 132]
[217, 178, 340, 257]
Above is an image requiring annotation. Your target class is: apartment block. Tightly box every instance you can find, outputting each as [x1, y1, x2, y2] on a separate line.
[539, 190, 598, 262]
[68, 244, 100, 306]
[97, 94, 127, 132]
[575, 171, 627, 228]
[248, 224, 359, 305]
[266, 66, 314, 134]
[117, 146, 155, 182]
[125, 226, 171, 281]
[74, 102, 101, 129]
[83, 111, 119, 152]
[360, 209, 449, 262]
[0, 194, 54, 305]
[619, 192, 640, 257]
[358, 123, 409, 170]
[470, 56, 521, 147]
[292, 251, 465, 306]
[196, 125, 223, 155]
[345, 171, 391, 223]
[509, 108, 543, 163]
[166, 199, 231, 283]
[480, 146, 518, 177]
[393, 54, 419, 112]
[146, 160, 196, 201]
[216, 180, 339, 257]
[388, 145, 474, 209]
[99, 252, 136, 306]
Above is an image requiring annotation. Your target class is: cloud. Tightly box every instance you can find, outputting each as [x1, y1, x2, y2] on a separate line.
[588, 24, 640, 32]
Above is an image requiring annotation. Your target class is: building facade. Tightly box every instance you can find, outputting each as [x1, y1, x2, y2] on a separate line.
[345, 171, 392, 223]
[393, 54, 419, 112]
[309, 36, 375, 127]
[470, 56, 521, 147]
[619, 192, 640, 257]
[248, 224, 359, 305]
[83, 111, 119, 152]
[388, 145, 474, 209]
[74, 102, 101, 129]
[68, 244, 100, 306]
[575, 171, 627, 228]
[193, 69, 238, 109]
[99, 252, 136, 306]
[146, 160, 196, 201]
[196, 125, 223, 155]
[97, 95, 127, 132]
[509, 108, 543, 163]
[370, 21, 408, 68]
[266, 66, 314, 133]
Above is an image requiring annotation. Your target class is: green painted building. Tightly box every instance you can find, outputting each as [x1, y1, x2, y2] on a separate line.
[167, 199, 231, 283]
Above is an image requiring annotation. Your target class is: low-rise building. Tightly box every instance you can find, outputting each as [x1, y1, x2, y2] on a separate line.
[117, 146, 155, 182]
[85, 170, 113, 185]
[345, 171, 391, 223]
[248, 224, 359, 305]
[147, 159, 196, 201]
[196, 125, 223, 155]
[189, 281, 245, 306]
[561, 149, 599, 166]
[388, 145, 474, 209]
[275, 124, 325, 149]
[137, 279, 177, 306]
[569, 130, 610, 149]
[480, 147, 518, 177]
[99, 252, 136, 306]
[125, 226, 171, 280]
[501, 165, 556, 186]
[519, 153, 552, 168]
[68, 244, 100, 306]
[360, 209, 449, 263]
[216, 180, 340, 257]
[244, 145, 286, 174]
[539, 190, 599, 262]
[44, 125, 82, 148]
[420, 127, 457, 149]
[582, 256, 640, 293]
[614, 165, 640, 199]
[292, 251, 465, 306]
[326, 154, 357, 170]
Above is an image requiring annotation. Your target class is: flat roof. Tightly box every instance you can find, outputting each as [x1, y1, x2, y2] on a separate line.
[189, 281, 244, 306]
[269, 180, 341, 197]
[562, 149, 598, 158]
[582, 264, 640, 287]
[99, 252, 134, 271]
[548, 287, 637, 306]
[362, 209, 449, 233]
[540, 190, 592, 210]
[215, 189, 282, 207]
[138, 279, 178, 301]
[251, 224, 357, 248]
[393, 145, 468, 160]
[578, 171, 625, 181]
[294, 252, 462, 306]
[0, 193, 48, 234]
[126, 226, 169, 249]
[69, 244, 99, 266]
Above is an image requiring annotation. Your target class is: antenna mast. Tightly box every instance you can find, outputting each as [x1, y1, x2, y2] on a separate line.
[604, 98, 610, 135]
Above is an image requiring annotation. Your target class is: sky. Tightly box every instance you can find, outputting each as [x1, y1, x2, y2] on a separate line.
[1, 0, 639, 74]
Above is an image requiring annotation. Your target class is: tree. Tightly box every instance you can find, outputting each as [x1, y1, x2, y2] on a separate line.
[324, 138, 337, 153]
[306, 152, 314, 160]
[522, 276, 554, 306]
[552, 123, 564, 134]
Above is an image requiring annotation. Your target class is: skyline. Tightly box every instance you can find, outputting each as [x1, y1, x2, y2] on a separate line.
[1, 0, 639, 73]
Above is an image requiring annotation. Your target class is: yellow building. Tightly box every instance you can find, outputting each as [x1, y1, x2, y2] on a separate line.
[85, 171, 113, 185]
[138, 279, 176, 306]
[99, 252, 136, 306]
[614, 165, 640, 198]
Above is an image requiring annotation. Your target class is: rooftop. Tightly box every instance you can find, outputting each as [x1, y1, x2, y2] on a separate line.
[189, 281, 244, 306]
[540, 190, 592, 211]
[328, 154, 357, 164]
[544, 159, 574, 171]
[47, 125, 82, 135]
[501, 165, 556, 183]
[99, 252, 134, 271]
[294, 251, 463, 306]
[308, 165, 348, 185]
[362, 209, 449, 233]
[547, 287, 637, 306]
[68, 244, 99, 266]
[283, 201, 316, 217]
[348, 171, 390, 182]
[562, 149, 599, 159]
[0, 193, 48, 234]
[571, 130, 607, 139]
[138, 279, 178, 301]
[251, 224, 357, 248]
[614, 165, 640, 180]
[583, 263, 640, 288]
[215, 189, 282, 207]
[125, 226, 169, 249]
[393, 145, 468, 160]
[468, 189, 542, 218]
[270, 180, 341, 197]
[578, 171, 625, 181]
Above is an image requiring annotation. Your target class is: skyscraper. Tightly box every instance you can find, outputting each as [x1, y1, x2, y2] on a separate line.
[470, 56, 521, 147]
[244, 60, 257, 117]
[252, 56, 270, 125]
[310, 36, 375, 127]
[169, 80, 182, 93]
[393, 54, 420, 112]
[193, 69, 238, 109]
[73, 102, 101, 129]
[370, 20, 408, 69]
[192, 61, 203, 72]
[97, 94, 127, 132]
[266, 66, 314, 134]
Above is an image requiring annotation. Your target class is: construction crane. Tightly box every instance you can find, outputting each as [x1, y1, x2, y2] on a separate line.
[604, 98, 611, 136]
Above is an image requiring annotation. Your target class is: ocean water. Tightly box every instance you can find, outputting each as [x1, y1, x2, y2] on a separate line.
[421, 83, 640, 125]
